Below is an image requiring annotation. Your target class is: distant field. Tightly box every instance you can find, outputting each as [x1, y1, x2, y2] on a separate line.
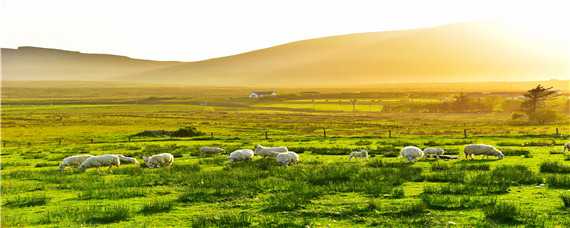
[2, 85, 570, 227]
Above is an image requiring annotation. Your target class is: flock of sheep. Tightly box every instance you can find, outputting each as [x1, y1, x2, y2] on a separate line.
[59, 142, 570, 172]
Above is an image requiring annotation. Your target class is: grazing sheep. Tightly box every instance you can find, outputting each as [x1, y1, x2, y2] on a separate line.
[78, 154, 120, 172]
[464, 144, 504, 160]
[142, 153, 174, 168]
[400, 146, 424, 162]
[254, 144, 288, 158]
[564, 142, 570, 153]
[199, 146, 225, 155]
[59, 154, 93, 172]
[349, 149, 369, 160]
[423, 147, 445, 158]
[229, 149, 254, 162]
[276, 151, 299, 166]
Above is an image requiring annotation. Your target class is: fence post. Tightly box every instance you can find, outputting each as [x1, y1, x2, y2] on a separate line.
[90, 138, 94, 144]
[58, 138, 62, 145]
[388, 130, 392, 138]
[464, 129, 468, 138]
[210, 132, 214, 138]
[323, 128, 327, 138]
[556, 128, 560, 137]
[265, 131, 268, 140]
[2, 141, 5, 147]
[128, 137, 132, 142]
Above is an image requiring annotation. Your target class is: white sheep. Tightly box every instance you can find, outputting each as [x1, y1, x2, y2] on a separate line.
[423, 147, 445, 159]
[564, 142, 570, 153]
[400, 146, 424, 162]
[464, 144, 504, 160]
[254, 144, 288, 158]
[229, 149, 254, 162]
[276, 151, 299, 166]
[349, 149, 369, 160]
[78, 154, 120, 172]
[199, 146, 225, 155]
[142, 153, 174, 168]
[59, 154, 93, 172]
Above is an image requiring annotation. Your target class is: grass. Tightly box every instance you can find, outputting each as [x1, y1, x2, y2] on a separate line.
[3, 195, 49, 208]
[562, 193, 570, 208]
[540, 161, 570, 174]
[485, 201, 519, 224]
[2, 89, 570, 227]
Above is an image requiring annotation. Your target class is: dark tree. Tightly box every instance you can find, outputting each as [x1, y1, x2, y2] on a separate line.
[521, 84, 558, 123]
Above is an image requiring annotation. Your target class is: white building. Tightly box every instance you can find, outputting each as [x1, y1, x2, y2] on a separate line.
[249, 91, 277, 99]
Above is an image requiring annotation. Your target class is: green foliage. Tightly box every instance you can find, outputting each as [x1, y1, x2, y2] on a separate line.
[140, 199, 174, 215]
[4, 195, 49, 208]
[547, 175, 570, 188]
[561, 193, 570, 208]
[192, 213, 252, 228]
[422, 194, 496, 210]
[485, 202, 519, 224]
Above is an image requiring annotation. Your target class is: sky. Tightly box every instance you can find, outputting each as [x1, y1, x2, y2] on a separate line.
[1, 0, 569, 61]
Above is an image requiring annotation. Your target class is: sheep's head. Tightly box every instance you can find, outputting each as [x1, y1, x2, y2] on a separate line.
[254, 144, 262, 149]
[496, 151, 505, 159]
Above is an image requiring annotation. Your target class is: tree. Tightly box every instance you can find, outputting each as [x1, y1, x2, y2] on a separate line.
[520, 85, 558, 122]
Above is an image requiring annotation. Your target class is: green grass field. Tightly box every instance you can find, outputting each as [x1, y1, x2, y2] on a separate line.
[2, 87, 570, 227]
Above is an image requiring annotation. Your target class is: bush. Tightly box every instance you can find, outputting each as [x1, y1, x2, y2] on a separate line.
[540, 161, 570, 174]
[485, 202, 519, 223]
[170, 126, 205, 137]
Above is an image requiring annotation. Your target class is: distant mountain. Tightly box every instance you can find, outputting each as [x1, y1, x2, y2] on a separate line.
[2, 23, 568, 86]
[1, 47, 180, 81]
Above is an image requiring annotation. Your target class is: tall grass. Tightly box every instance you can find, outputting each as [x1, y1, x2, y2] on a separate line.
[192, 213, 252, 228]
[3, 194, 48, 207]
[485, 202, 519, 224]
[540, 161, 570, 174]
[140, 199, 174, 215]
[561, 193, 570, 208]
[546, 175, 570, 188]
[422, 194, 496, 210]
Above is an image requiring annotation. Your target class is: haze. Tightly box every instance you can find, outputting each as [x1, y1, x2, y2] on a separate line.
[1, 0, 568, 61]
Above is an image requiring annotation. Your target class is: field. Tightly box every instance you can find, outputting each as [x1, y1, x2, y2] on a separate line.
[2, 85, 570, 227]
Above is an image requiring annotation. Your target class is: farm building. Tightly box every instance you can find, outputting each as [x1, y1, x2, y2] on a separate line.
[249, 91, 277, 99]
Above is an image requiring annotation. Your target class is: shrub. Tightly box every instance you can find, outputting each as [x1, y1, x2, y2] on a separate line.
[459, 163, 490, 171]
[485, 202, 519, 223]
[170, 126, 205, 137]
[192, 213, 252, 228]
[82, 204, 131, 224]
[540, 161, 570, 174]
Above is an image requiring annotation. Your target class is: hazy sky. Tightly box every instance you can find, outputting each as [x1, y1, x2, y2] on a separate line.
[1, 0, 568, 61]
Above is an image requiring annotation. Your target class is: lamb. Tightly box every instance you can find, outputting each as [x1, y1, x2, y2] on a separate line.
[199, 146, 225, 155]
[59, 154, 93, 172]
[564, 142, 570, 153]
[142, 153, 174, 168]
[276, 151, 299, 166]
[423, 147, 445, 158]
[78, 154, 120, 172]
[400, 146, 424, 162]
[349, 149, 369, 160]
[254, 144, 288, 158]
[464, 144, 504, 160]
[229, 149, 254, 162]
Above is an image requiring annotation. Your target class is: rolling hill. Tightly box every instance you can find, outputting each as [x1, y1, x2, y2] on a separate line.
[2, 23, 568, 86]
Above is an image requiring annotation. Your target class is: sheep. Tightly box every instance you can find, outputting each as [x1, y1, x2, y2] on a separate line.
[464, 144, 504, 160]
[59, 154, 93, 172]
[78, 154, 120, 172]
[254, 144, 288, 158]
[423, 147, 445, 159]
[400, 146, 424, 162]
[276, 151, 299, 166]
[564, 142, 570, 153]
[199, 146, 225, 155]
[229, 149, 254, 162]
[349, 149, 369, 160]
[142, 153, 174, 168]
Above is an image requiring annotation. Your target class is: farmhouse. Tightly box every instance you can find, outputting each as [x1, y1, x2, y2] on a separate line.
[249, 91, 277, 99]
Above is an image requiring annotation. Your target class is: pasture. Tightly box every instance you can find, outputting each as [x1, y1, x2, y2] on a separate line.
[1, 86, 570, 227]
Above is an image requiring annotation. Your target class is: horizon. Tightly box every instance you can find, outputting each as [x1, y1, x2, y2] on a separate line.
[1, 0, 569, 61]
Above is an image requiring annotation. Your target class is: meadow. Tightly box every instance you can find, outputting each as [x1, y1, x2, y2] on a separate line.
[1, 85, 570, 227]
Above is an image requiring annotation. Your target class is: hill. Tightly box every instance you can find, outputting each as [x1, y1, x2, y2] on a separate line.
[2, 23, 568, 86]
